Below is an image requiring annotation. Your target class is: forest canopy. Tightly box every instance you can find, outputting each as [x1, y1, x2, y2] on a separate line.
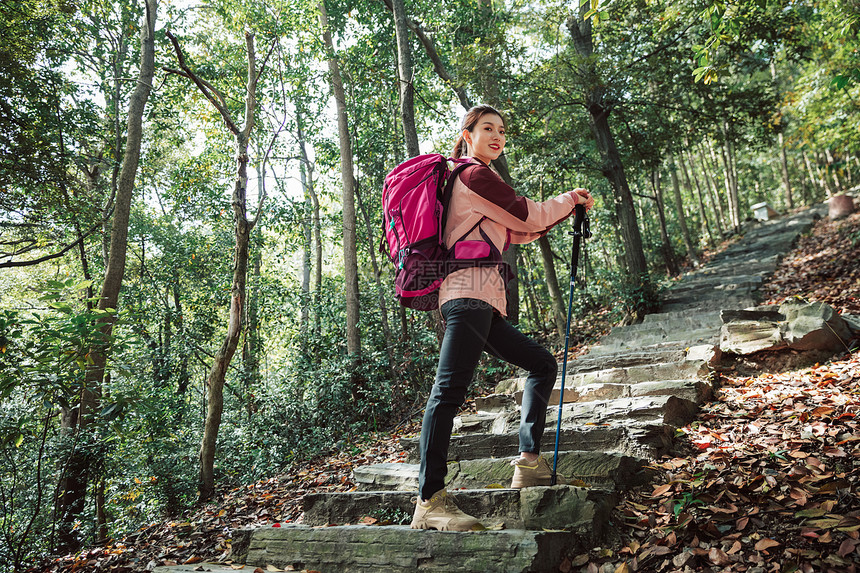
[0, 0, 856, 568]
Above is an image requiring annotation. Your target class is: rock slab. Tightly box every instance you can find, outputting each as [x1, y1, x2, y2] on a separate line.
[231, 525, 581, 573]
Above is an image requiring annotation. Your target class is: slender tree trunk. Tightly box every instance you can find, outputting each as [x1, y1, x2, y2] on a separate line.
[391, 0, 420, 157]
[299, 159, 312, 351]
[537, 235, 566, 336]
[296, 116, 323, 342]
[55, 1, 157, 553]
[770, 62, 794, 209]
[518, 249, 543, 331]
[244, 236, 262, 418]
[669, 152, 700, 263]
[355, 178, 394, 352]
[726, 133, 741, 224]
[166, 29, 262, 502]
[319, 1, 360, 357]
[698, 141, 727, 235]
[567, 9, 650, 298]
[682, 149, 715, 248]
[490, 155, 520, 322]
[651, 168, 679, 277]
[381, 0, 472, 111]
[825, 148, 844, 192]
[814, 150, 836, 197]
[717, 136, 739, 230]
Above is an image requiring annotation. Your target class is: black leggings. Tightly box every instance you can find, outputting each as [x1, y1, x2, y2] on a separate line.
[417, 298, 557, 500]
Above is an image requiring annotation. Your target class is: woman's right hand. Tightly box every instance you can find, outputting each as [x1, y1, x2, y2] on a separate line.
[569, 188, 595, 211]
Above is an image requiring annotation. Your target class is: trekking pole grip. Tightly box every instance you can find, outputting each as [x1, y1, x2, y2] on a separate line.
[571, 203, 591, 238]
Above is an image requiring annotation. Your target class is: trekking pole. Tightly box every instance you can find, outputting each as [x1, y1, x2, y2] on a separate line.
[551, 203, 591, 486]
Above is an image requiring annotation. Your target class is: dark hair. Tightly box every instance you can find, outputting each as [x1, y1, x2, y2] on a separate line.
[451, 104, 507, 159]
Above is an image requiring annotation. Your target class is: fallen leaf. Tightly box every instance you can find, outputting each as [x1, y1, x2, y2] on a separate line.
[728, 540, 742, 555]
[651, 483, 673, 497]
[754, 538, 780, 552]
[839, 539, 859, 558]
[708, 547, 731, 565]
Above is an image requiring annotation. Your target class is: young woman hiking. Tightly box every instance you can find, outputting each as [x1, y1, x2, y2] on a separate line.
[410, 104, 595, 531]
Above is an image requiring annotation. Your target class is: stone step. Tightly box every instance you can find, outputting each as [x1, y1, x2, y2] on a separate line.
[604, 311, 723, 334]
[588, 325, 720, 350]
[353, 450, 653, 491]
[302, 485, 617, 533]
[495, 377, 713, 410]
[600, 319, 722, 344]
[539, 378, 714, 407]
[470, 380, 709, 439]
[689, 260, 777, 277]
[661, 287, 757, 306]
[545, 394, 700, 429]
[659, 296, 759, 314]
[400, 422, 676, 462]
[570, 341, 691, 367]
[229, 524, 585, 573]
[496, 358, 711, 397]
[665, 273, 765, 291]
[643, 308, 722, 324]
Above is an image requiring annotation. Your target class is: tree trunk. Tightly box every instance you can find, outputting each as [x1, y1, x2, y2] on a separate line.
[698, 141, 728, 235]
[296, 115, 323, 343]
[651, 168, 679, 277]
[244, 235, 262, 418]
[381, 0, 472, 111]
[717, 135, 740, 230]
[669, 154, 700, 265]
[391, 0, 420, 157]
[487, 154, 520, 322]
[770, 62, 794, 210]
[166, 29, 262, 502]
[299, 158, 311, 351]
[355, 177, 394, 353]
[682, 149, 715, 248]
[567, 9, 650, 297]
[518, 249, 543, 331]
[55, 0, 156, 554]
[319, 1, 360, 357]
[825, 148, 844, 193]
[726, 133, 741, 225]
[537, 235, 566, 336]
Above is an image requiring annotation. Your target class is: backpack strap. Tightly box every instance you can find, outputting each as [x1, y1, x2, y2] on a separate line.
[441, 162, 482, 249]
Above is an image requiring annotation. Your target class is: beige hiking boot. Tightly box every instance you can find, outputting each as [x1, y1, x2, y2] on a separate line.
[410, 489, 486, 531]
[510, 455, 562, 488]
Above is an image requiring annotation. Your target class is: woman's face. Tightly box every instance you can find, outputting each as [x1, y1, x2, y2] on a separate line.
[463, 113, 506, 165]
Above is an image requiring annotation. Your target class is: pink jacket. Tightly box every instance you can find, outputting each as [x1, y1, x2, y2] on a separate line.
[439, 159, 578, 316]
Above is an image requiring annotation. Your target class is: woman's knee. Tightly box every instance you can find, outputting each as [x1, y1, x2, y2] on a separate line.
[537, 349, 557, 382]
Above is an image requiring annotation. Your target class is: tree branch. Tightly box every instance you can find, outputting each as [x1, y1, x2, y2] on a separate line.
[0, 221, 103, 269]
[164, 30, 240, 135]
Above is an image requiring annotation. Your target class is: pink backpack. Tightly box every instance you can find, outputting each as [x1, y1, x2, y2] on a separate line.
[381, 154, 497, 310]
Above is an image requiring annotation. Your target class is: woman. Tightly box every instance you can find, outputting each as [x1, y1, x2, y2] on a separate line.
[410, 104, 594, 531]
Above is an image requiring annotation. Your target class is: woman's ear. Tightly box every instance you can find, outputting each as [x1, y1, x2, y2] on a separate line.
[462, 128, 472, 146]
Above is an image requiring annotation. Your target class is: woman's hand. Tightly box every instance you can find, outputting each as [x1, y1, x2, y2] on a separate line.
[569, 188, 595, 211]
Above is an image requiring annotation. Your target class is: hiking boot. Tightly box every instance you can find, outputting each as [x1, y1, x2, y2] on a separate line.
[410, 489, 486, 531]
[510, 455, 561, 488]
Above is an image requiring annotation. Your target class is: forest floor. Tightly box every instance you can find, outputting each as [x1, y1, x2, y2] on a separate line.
[41, 210, 860, 573]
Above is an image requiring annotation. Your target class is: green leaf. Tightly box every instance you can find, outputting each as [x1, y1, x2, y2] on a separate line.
[831, 75, 850, 90]
[14, 433, 24, 448]
[101, 402, 124, 420]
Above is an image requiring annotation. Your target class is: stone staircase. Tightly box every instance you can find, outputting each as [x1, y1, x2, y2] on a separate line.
[198, 206, 826, 572]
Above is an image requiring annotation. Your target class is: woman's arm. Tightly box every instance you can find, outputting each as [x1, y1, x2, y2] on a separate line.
[460, 165, 587, 236]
